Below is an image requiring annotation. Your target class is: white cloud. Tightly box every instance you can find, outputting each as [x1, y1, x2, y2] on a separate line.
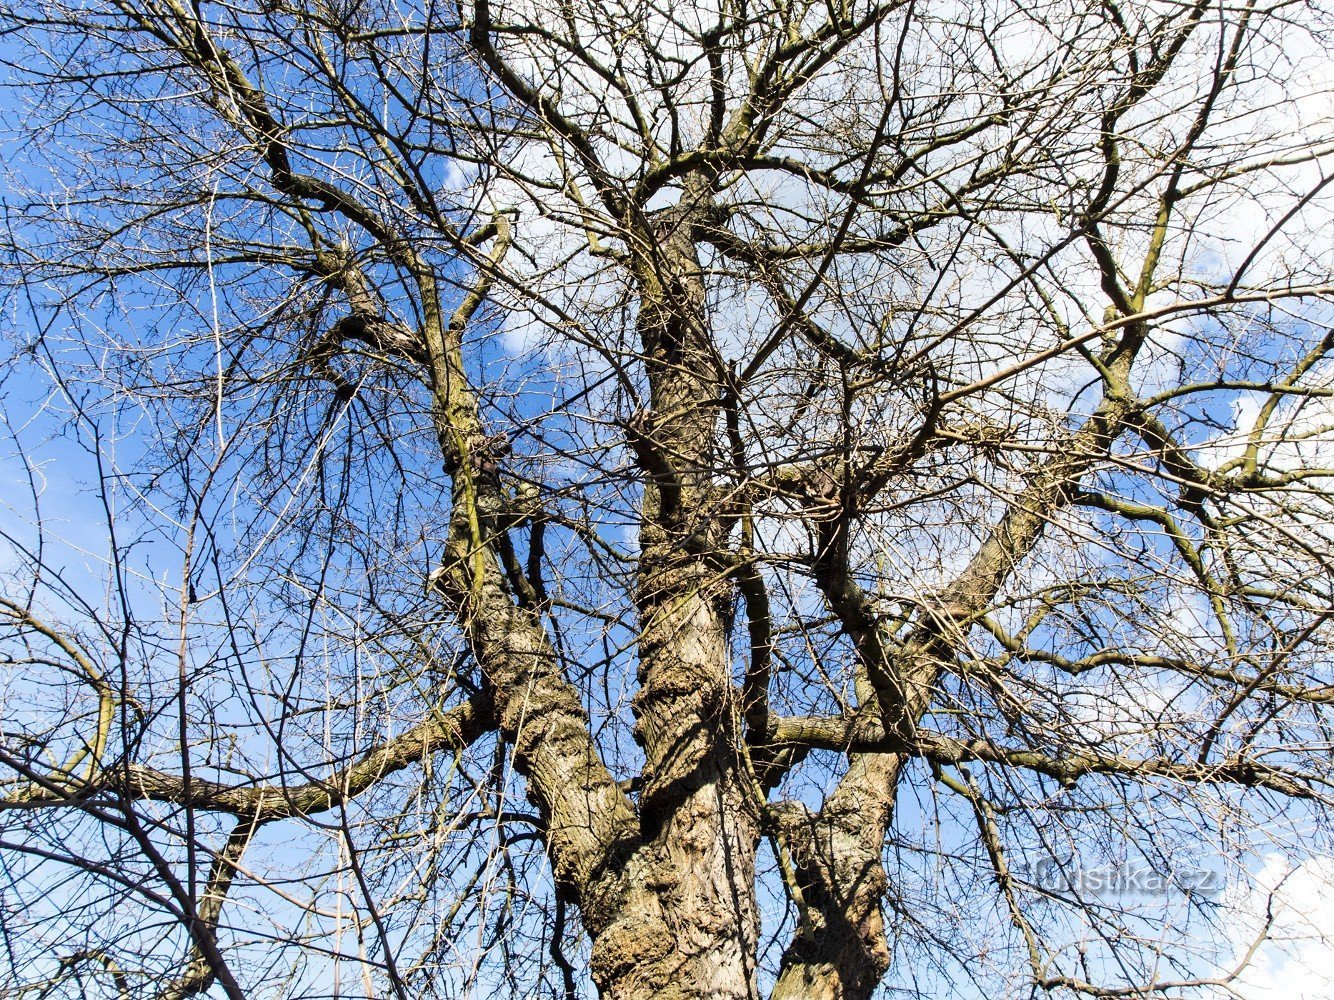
[1222, 855, 1334, 999]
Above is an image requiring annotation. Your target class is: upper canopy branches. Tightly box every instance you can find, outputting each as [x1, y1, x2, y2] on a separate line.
[1, 0, 1333, 996]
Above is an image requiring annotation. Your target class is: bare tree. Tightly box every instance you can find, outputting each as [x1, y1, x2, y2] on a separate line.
[1, 0, 1333, 997]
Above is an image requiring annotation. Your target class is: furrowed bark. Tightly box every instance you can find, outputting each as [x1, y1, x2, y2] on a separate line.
[587, 207, 762, 1000]
[769, 753, 903, 1000]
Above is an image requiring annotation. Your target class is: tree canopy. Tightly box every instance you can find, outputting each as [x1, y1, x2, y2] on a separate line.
[1, 0, 1333, 997]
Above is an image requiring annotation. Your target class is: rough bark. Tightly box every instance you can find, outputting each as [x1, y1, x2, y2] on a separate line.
[586, 207, 762, 1000]
[419, 232, 643, 927]
[770, 754, 903, 1000]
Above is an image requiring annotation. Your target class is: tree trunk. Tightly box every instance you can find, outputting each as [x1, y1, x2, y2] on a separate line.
[769, 754, 902, 1000]
[586, 209, 762, 999]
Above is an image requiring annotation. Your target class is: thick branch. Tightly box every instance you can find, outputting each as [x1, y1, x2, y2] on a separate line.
[3, 693, 495, 820]
[766, 716, 1328, 799]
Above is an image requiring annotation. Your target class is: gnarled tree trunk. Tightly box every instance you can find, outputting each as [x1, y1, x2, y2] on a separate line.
[587, 207, 762, 1000]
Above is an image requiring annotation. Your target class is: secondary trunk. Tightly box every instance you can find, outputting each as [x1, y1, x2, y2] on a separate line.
[769, 754, 903, 1000]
